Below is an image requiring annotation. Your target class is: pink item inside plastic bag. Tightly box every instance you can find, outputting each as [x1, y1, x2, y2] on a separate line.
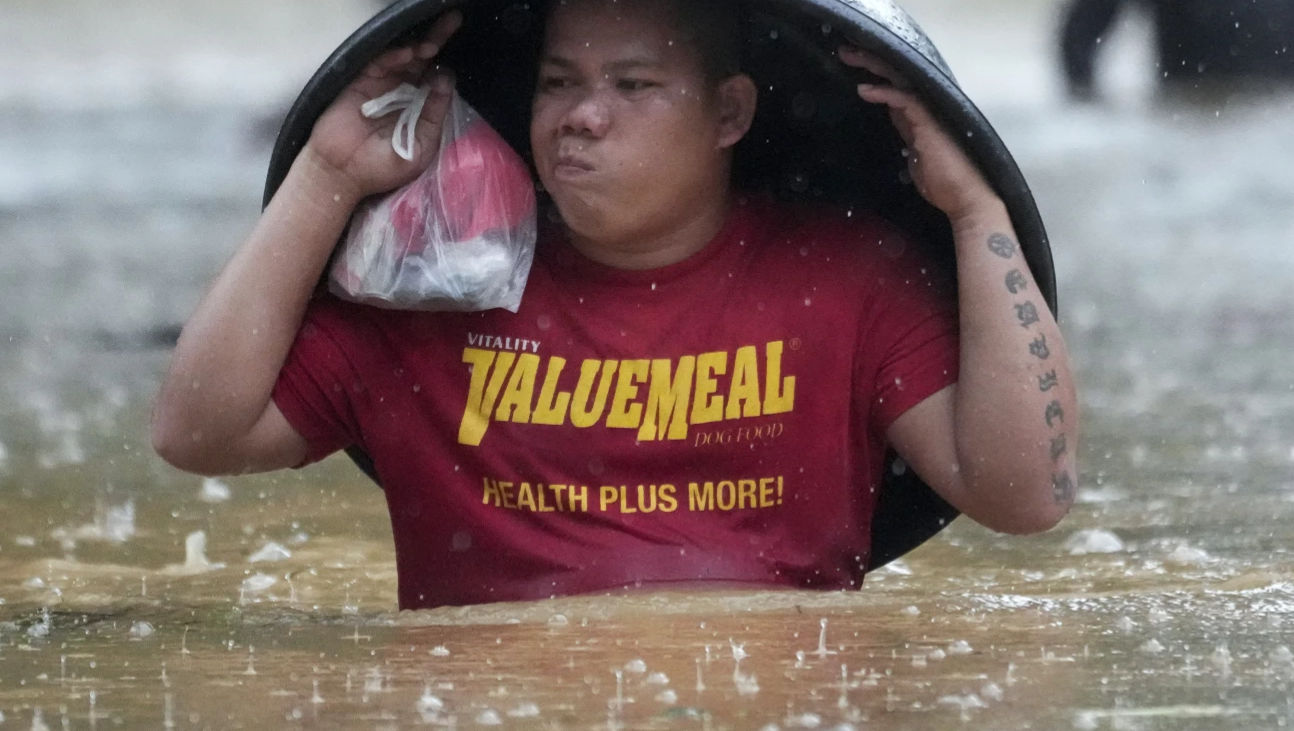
[389, 116, 536, 256]
[330, 89, 537, 312]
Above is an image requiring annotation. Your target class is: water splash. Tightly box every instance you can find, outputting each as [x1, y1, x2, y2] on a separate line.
[197, 477, 231, 503]
[128, 621, 155, 639]
[1064, 528, 1126, 555]
[813, 618, 838, 657]
[247, 541, 291, 563]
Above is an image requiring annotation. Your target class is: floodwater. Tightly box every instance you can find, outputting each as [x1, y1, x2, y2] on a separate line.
[3, 0, 1294, 727]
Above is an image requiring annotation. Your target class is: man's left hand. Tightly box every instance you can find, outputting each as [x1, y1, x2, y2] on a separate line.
[838, 46, 998, 224]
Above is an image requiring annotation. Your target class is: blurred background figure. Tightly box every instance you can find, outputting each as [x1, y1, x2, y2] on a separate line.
[1060, 0, 1294, 99]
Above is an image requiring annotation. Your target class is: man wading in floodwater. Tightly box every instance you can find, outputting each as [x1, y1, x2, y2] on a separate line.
[152, 0, 1079, 609]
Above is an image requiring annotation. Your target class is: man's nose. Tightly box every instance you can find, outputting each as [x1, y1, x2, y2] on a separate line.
[560, 88, 611, 137]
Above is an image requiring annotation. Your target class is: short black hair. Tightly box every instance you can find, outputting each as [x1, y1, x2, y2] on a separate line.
[665, 0, 744, 84]
[544, 0, 745, 84]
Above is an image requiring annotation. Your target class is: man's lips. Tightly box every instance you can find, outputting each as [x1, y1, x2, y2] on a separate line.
[554, 154, 595, 173]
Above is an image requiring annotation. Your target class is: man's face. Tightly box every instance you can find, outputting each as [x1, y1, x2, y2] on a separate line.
[530, 0, 737, 251]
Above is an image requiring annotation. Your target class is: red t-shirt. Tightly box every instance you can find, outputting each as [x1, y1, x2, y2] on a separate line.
[273, 196, 958, 608]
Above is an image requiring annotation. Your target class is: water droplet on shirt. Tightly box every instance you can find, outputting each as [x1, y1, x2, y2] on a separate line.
[451, 531, 472, 552]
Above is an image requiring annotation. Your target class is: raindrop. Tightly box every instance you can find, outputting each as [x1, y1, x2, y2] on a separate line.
[363, 667, 383, 696]
[181, 531, 224, 572]
[812, 619, 837, 657]
[240, 573, 277, 595]
[198, 477, 231, 503]
[1270, 646, 1294, 666]
[128, 621, 155, 639]
[784, 711, 821, 728]
[947, 640, 973, 655]
[1139, 638, 1165, 654]
[1210, 644, 1233, 675]
[417, 686, 444, 713]
[1063, 528, 1125, 555]
[451, 531, 472, 551]
[27, 608, 51, 639]
[730, 639, 748, 662]
[248, 542, 291, 563]
[507, 703, 540, 718]
[1164, 542, 1211, 566]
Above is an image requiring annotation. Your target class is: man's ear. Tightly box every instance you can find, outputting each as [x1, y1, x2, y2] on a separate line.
[715, 73, 758, 149]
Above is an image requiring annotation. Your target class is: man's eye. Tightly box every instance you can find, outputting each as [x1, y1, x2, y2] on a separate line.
[617, 79, 656, 92]
[539, 76, 573, 91]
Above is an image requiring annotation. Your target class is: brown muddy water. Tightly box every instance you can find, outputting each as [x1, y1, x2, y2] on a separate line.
[4, 0, 1294, 728]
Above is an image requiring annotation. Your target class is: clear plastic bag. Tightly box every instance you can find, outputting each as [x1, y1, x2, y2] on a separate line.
[329, 86, 537, 312]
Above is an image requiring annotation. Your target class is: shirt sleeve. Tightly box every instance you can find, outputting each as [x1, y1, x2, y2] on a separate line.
[857, 223, 960, 435]
[271, 301, 366, 467]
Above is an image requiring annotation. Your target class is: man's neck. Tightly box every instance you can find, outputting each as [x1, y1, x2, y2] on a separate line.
[565, 197, 733, 271]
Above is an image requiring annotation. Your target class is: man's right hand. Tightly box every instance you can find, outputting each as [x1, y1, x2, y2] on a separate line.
[152, 10, 465, 476]
[305, 10, 463, 201]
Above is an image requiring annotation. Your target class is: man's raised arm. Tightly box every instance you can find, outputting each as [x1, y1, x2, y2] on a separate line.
[151, 12, 463, 475]
[840, 46, 1079, 534]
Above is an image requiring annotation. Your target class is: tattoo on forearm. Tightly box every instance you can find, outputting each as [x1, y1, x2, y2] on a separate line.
[1015, 301, 1040, 328]
[1038, 370, 1059, 392]
[1028, 334, 1051, 360]
[1052, 471, 1076, 505]
[994, 233, 1075, 505]
[988, 233, 1017, 259]
[1005, 269, 1028, 294]
[1050, 434, 1068, 461]
[1044, 400, 1065, 428]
